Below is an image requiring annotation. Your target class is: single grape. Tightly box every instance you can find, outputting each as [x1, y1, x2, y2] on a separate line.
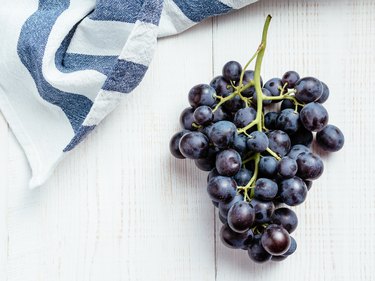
[287, 144, 310, 160]
[284, 236, 297, 256]
[290, 126, 313, 147]
[215, 149, 242, 177]
[213, 106, 229, 122]
[252, 88, 272, 106]
[247, 131, 269, 153]
[295, 77, 323, 103]
[271, 207, 298, 233]
[277, 157, 298, 178]
[261, 224, 291, 256]
[194, 148, 216, 171]
[232, 134, 247, 156]
[223, 61, 242, 83]
[179, 107, 196, 130]
[227, 201, 255, 233]
[267, 130, 291, 157]
[207, 168, 220, 183]
[193, 106, 213, 125]
[220, 224, 248, 249]
[254, 178, 278, 201]
[169, 130, 189, 159]
[234, 107, 257, 128]
[259, 156, 278, 178]
[242, 229, 255, 249]
[179, 132, 209, 159]
[250, 199, 275, 223]
[296, 152, 324, 180]
[317, 81, 329, 104]
[188, 84, 216, 108]
[282, 71, 300, 88]
[316, 124, 345, 152]
[233, 168, 253, 186]
[248, 237, 272, 263]
[219, 193, 244, 217]
[279, 176, 308, 206]
[264, 112, 279, 130]
[241, 70, 263, 97]
[223, 93, 245, 113]
[210, 76, 230, 96]
[300, 102, 329, 132]
[207, 176, 237, 204]
[200, 123, 213, 137]
[276, 109, 301, 134]
[280, 99, 302, 112]
[209, 121, 237, 149]
[264, 78, 283, 98]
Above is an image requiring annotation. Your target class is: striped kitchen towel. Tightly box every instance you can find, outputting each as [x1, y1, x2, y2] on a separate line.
[0, 0, 258, 188]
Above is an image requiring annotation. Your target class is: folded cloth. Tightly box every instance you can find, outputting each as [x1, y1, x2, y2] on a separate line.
[0, 0, 258, 188]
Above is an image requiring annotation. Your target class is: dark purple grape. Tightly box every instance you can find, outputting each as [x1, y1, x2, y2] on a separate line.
[296, 152, 324, 180]
[220, 223, 248, 249]
[282, 71, 300, 88]
[219, 194, 244, 217]
[207, 176, 237, 204]
[241, 70, 263, 97]
[233, 168, 253, 186]
[207, 168, 220, 183]
[261, 224, 291, 256]
[252, 88, 272, 106]
[223, 93, 245, 113]
[259, 156, 278, 178]
[179, 107, 196, 130]
[295, 77, 323, 103]
[247, 131, 269, 153]
[233, 107, 257, 128]
[194, 148, 216, 171]
[271, 208, 298, 233]
[276, 109, 301, 134]
[222, 61, 242, 83]
[317, 82, 329, 104]
[200, 123, 213, 137]
[215, 149, 242, 177]
[250, 199, 275, 223]
[277, 157, 298, 178]
[210, 76, 233, 97]
[242, 229, 255, 249]
[219, 212, 228, 224]
[290, 126, 313, 147]
[287, 144, 310, 160]
[305, 180, 313, 191]
[169, 130, 189, 159]
[188, 84, 216, 108]
[316, 124, 345, 152]
[254, 178, 278, 201]
[248, 237, 272, 263]
[193, 106, 213, 125]
[300, 102, 329, 132]
[232, 134, 247, 156]
[267, 130, 291, 157]
[213, 106, 229, 122]
[264, 78, 283, 98]
[279, 176, 308, 206]
[209, 121, 237, 149]
[284, 236, 297, 256]
[227, 201, 255, 233]
[179, 132, 209, 159]
[264, 112, 279, 130]
[280, 99, 302, 112]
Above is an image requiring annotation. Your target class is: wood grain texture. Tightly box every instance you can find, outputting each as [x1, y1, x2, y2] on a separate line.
[0, 0, 375, 280]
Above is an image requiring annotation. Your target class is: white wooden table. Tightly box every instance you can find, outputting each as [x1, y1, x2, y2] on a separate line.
[0, 0, 374, 280]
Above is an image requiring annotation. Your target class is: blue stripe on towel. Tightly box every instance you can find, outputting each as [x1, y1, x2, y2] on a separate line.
[89, 0, 144, 23]
[102, 60, 148, 93]
[172, 0, 231, 22]
[17, 0, 93, 133]
[63, 125, 96, 152]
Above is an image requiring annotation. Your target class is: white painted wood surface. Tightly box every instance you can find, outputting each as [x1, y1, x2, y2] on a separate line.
[0, 0, 374, 280]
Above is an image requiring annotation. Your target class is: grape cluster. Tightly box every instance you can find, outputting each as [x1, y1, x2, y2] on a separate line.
[169, 15, 344, 263]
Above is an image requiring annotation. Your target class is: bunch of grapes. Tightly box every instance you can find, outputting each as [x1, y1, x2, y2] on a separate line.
[169, 15, 344, 263]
